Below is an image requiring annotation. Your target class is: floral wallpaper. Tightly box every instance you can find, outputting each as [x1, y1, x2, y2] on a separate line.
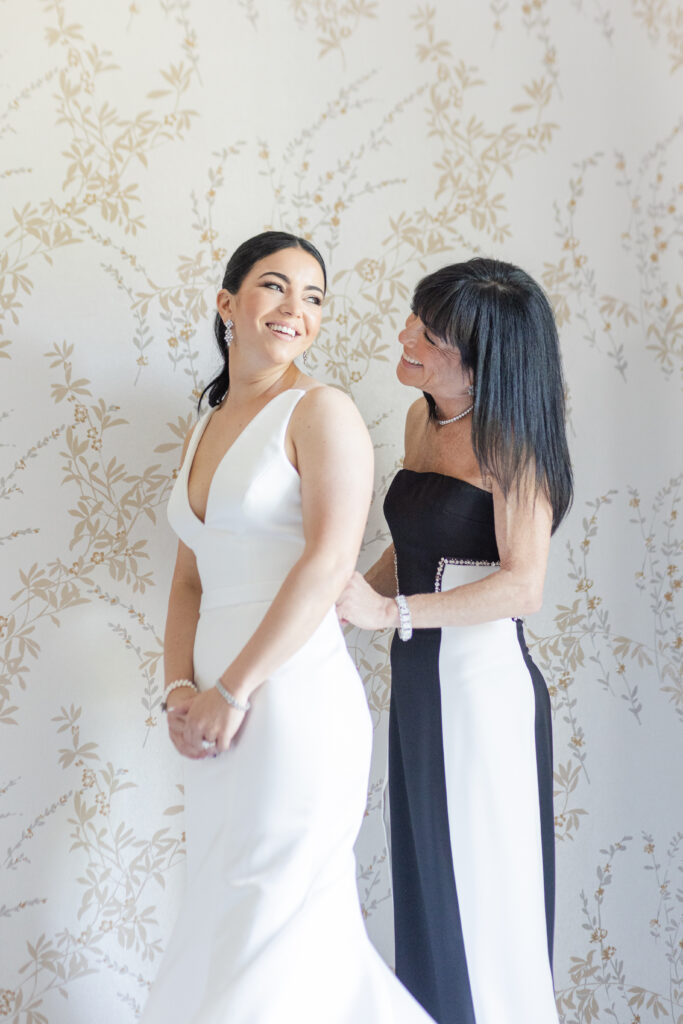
[1, 1, 680, 1021]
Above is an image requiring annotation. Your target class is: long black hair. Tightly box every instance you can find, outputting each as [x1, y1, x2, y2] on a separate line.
[199, 230, 327, 410]
[412, 258, 573, 532]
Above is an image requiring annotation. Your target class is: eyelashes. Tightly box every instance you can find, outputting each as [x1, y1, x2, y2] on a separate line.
[261, 281, 322, 305]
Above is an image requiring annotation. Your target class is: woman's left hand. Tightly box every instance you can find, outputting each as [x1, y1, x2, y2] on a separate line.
[336, 571, 398, 631]
[181, 687, 247, 758]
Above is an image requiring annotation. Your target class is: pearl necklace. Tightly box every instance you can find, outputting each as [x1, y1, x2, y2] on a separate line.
[436, 404, 474, 426]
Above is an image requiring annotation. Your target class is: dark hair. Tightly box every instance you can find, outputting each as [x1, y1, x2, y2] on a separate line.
[199, 230, 327, 410]
[412, 257, 573, 532]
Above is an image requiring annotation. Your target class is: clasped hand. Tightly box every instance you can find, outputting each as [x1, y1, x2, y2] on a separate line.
[335, 571, 397, 631]
[166, 687, 246, 759]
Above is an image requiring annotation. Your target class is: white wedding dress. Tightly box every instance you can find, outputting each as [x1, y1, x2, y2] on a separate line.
[142, 389, 434, 1024]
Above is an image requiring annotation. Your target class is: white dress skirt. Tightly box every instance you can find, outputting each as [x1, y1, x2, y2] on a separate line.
[141, 390, 434, 1024]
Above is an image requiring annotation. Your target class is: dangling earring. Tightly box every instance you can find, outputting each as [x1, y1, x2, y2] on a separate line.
[467, 384, 474, 396]
[224, 319, 234, 346]
[302, 348, 309, 366]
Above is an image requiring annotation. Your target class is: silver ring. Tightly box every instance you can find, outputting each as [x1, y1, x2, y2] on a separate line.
[201, 739, 216, 750]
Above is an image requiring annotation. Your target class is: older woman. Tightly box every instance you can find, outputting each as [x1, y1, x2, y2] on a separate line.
[337, 258, 573, 1024]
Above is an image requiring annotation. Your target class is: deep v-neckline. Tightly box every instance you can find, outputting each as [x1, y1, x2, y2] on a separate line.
[185, 389, 305, 526]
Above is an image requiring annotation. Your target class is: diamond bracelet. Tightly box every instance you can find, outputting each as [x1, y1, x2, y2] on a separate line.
[394, 594, 413, 641]
[215, 679, 251, 714]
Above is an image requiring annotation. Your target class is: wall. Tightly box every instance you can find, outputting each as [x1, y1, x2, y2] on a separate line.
[1, 1, 681, 1021]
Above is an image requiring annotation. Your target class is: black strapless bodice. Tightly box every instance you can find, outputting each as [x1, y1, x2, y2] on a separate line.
[384, 469, 499, 596]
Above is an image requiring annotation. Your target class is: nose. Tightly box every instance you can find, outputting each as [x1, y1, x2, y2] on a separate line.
[398, 314, 415, 346]
[279, 290, 303, 319]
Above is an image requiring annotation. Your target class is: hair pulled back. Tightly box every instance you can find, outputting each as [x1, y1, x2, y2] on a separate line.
[412, 257, 573, 532]
[199, 230, 327, 410]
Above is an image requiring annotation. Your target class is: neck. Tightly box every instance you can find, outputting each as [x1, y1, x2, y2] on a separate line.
[432, 394, 473, 422]
[226, 357, 302, 406]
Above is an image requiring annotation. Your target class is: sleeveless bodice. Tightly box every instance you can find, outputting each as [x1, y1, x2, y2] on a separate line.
[384, 469, 499, 596]
[167, 389, 306, 611]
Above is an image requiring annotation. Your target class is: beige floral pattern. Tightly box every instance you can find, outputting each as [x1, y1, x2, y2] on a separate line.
[289, 0, 378, 62]
[632, 0, 683, 73]
[1, 1, 680, 1020]
[542, 129, 683, 381]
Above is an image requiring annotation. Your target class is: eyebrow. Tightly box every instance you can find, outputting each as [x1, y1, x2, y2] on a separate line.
[258, 271, 324, 295]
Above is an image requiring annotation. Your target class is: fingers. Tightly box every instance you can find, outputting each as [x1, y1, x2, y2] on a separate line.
[214, 731, 232, 755]
[167, 716, 186, 745]
[168, 721, 197, 758]
[336, 571, 365, 616]
[171, 730, 222, 759]
[168, 690, 248, 759]
[168, 731, 198, 758]
[183, 692, 225, 750]
[168, 697, 194, 713]
[183, 703, 212, 751]
[167, 711, 218, 759]
[212, 709, 246, 754]
[170, 718, 229, 759]
[335, 593, 353, 623]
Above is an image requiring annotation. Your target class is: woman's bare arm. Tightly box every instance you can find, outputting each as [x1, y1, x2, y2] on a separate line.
[182, 387, 374, 754]
[163, 428, 202, 702]
[158, 427, 207, 757]
[337, 477, 552, 630]
[226, 387, 373, 697]
[360, 399, 421, 599]
[364, 544, 396, 597]
[406, 479, 551, 626]
[163, 539, 202, 690]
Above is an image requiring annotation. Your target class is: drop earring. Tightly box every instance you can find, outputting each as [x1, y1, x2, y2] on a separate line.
[302, 348, 309, 366]
[467, 384, 474, 396]
[224, 319, 234, 346]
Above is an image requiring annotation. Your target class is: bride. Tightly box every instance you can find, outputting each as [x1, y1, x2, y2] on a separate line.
[141, 231, 434, 1023]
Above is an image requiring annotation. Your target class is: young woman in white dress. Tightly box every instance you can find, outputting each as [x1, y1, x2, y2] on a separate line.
[141, 231, 435, 1023]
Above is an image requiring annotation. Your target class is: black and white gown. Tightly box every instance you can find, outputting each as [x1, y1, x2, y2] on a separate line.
[385, 469, 558, 1024]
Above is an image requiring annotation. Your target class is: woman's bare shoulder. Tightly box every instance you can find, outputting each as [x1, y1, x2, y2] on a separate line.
[406, 395, 428, 427]
[404, 395, 428, 448]
[288, 385, 371, 468]
[293, 382, 366, 424]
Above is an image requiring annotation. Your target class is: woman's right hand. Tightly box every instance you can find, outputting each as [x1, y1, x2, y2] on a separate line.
[165, 690, 205, 759]
[336, 571, 397, 631]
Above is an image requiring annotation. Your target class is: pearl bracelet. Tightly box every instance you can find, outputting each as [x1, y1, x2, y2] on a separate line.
[394, 594, 413, 641]
[215, 679, 251, 714]
[161, 678, 197, 712]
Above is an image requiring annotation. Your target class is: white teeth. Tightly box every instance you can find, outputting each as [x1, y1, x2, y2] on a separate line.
[403, 354, 422, 365]
[268, 323, 297, 337]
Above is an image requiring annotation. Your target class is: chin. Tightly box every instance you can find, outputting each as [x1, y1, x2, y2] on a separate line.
[396, 361, 421, 389]
[265, 342, 300, 364]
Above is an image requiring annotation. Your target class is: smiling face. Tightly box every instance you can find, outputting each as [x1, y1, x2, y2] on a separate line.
[396, 313, 472, 402]
[217, 246, 325, 366]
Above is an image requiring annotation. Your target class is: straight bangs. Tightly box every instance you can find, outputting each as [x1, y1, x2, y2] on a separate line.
[410, 259, 573, 532]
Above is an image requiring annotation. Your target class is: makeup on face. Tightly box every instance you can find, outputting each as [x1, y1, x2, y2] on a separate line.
[396, 313, 472, 402]
[226, 249, 325, 356]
